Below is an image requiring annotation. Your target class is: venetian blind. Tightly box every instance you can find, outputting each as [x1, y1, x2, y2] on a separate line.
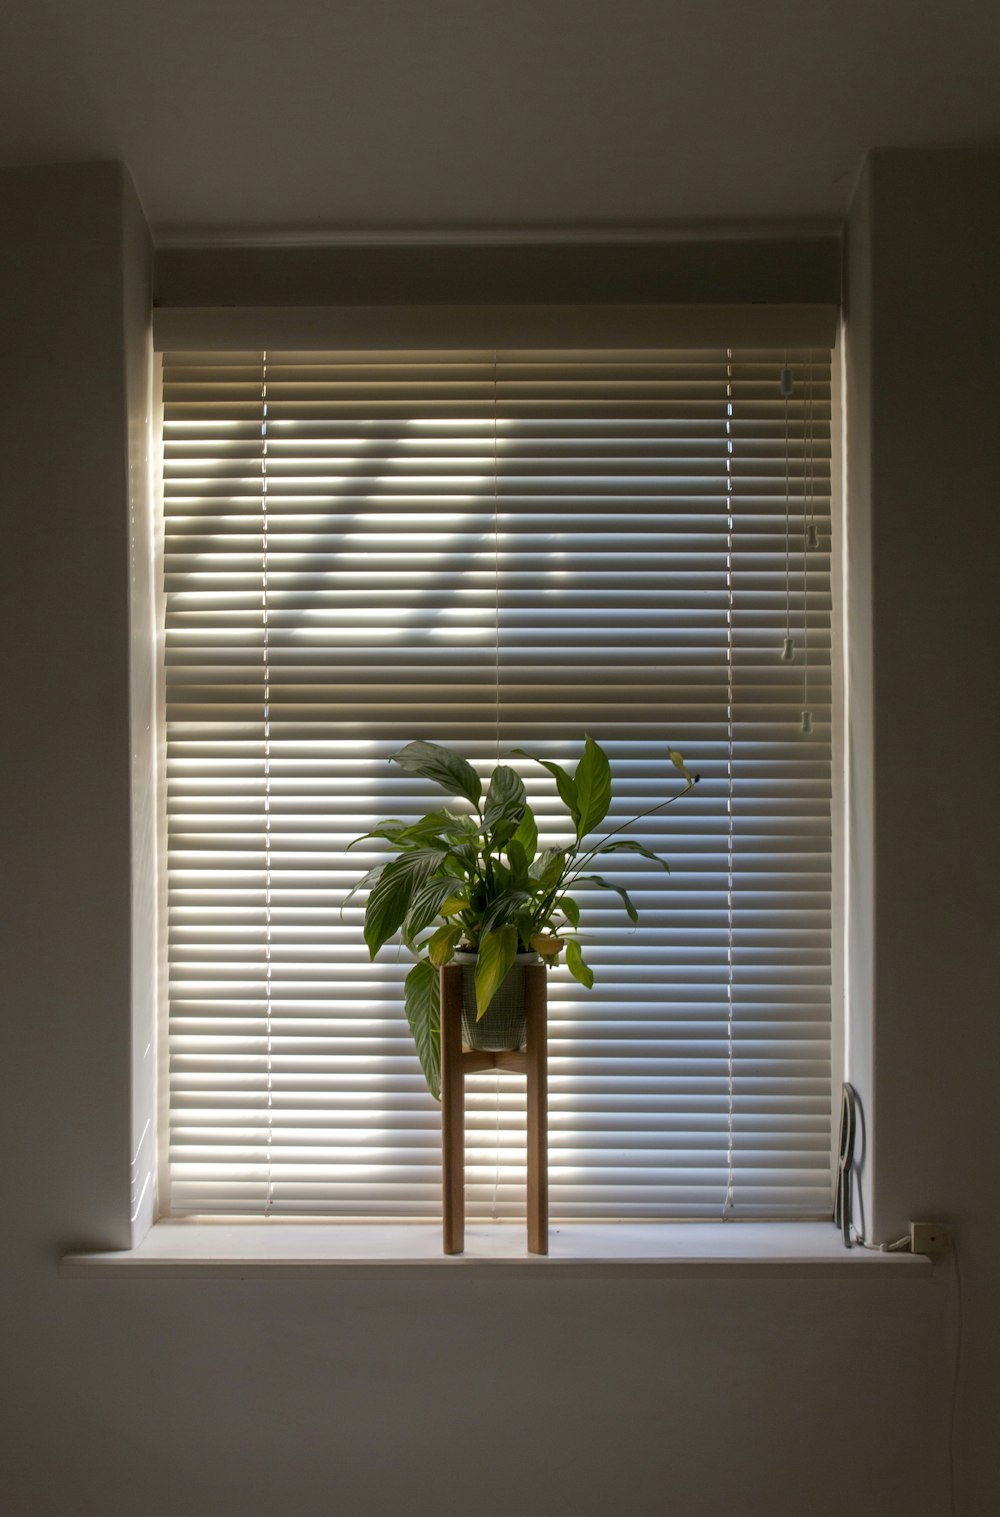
[161, 343, 834, 1219]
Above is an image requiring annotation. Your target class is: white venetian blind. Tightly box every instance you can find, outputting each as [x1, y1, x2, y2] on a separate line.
[161, 344, 834, 1219]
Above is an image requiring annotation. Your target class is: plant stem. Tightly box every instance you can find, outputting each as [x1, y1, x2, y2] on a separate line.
[562, 780, 696, 892]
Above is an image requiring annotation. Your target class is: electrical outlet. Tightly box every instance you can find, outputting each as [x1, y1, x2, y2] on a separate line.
[910, 1222, 953, 1258]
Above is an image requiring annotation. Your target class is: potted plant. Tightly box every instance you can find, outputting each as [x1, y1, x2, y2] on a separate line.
[347, 737, 697, 1100]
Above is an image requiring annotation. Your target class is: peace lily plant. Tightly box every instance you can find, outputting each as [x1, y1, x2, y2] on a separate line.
[347, 737, 698, 1100]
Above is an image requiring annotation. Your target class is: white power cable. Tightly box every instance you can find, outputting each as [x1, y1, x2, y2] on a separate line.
[848, 1226, 911, 1253]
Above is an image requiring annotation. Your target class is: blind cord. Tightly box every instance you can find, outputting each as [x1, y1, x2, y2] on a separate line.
[781, 356, 795, 663]
[801, 352, 814, 735]
[723, 349, 736, 1218]
[262, 353, 273, 1218]
[493, 350, 501, 767]
[492, 350, 502, 1223]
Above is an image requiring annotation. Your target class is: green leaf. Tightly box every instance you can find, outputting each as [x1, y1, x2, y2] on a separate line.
[574, 734, 612, 839]
[510, 748, 580, 829]
[403, 876, 471, 944]
[565, 938, 594, 990]
[427, 923, 463, 968]
[404, 959, 441, 1101]
[532, 848, 566, 893]
[668, 747, 694, 783]
[480, 888, 531, 933]
[363, 849, 446, 957]
[340, 862, 386, 918]
[593, 839, 670, 872]
[513, 910, 537, 947]
[530, 933, 563, 958]
[396, 809, 478, 846]
[506, 838, 530, 889]
[346, 821, 406, 850]
[390, 741, 482, 807]
[573, 873, 640, 925]
[483, 765, 527, 832]
[559, 895, 581, 928]
[448, 842, 480, 874]
[474, 924, 518, 1020]
[512, 803, 538, 865]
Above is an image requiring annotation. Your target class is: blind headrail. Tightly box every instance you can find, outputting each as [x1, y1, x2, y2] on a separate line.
[152, 302, 839, 353]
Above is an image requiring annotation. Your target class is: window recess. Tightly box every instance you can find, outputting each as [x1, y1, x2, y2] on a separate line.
[158, 322, 835, 1223]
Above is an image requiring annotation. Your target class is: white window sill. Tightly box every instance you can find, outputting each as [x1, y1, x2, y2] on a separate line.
[61, 1221, 931, 1280]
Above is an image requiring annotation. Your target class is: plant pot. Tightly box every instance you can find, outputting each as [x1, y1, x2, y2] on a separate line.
[452, 950, 541, 1052]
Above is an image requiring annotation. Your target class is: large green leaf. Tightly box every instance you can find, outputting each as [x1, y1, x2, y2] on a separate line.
[403, 876, 470, 944]
[529, 847, 566, 893]
[593, 839, 670, 871]
[483, 765, 527, 832]
[573, 872, 640, 925]
[512, 804, 538, 865]
[474, 924, 519, 1020]
[363, 848, 446, 957]
[390, 741, 482, 807]
[574, 735, 612, 839]
[509, 748, 581, 829]
[506, 838, 530, 890]
[566, 938, 594, 989]
[426, 923, 463, 968]
[558, 895, 581, 928]
[404, 958, 441, 1101]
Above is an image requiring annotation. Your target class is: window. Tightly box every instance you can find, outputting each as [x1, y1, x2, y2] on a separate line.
[158, 328, 834, 1222]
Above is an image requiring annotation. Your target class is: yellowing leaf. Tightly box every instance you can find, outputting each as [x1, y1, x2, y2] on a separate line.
[427, 923, 462, 967]
[530, 933, 563, 958]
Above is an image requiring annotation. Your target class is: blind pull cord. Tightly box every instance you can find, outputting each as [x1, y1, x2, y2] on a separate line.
[801, 351, 815, 736]
[780, 359, 795, 663]
[262, 353, 274, 1217]
[492, 350, 502, 1223]
[723, 349, 736, 1219]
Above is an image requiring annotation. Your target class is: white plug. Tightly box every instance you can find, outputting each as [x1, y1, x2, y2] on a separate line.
[910, 1222, 953, 1258]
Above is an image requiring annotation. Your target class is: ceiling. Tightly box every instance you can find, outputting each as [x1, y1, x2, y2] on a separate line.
[4, 0, 999, 241]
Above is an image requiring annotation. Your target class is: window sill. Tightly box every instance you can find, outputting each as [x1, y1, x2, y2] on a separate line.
[61, 1221, 931, 1281]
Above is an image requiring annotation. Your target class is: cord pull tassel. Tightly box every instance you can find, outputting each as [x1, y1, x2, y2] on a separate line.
[781, 636, 795, 662]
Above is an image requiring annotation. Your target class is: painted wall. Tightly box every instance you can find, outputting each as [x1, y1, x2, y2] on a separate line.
[0, 155, 995, 1516]
[853, 149, 1000, 1513]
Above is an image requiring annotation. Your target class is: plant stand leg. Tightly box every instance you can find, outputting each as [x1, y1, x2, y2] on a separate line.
[439, 962, 548, 1256]
[440, 965, 465, 1254]
[525, 964, 549, 1255]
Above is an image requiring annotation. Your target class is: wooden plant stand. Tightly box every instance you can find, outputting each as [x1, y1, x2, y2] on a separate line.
[439, 962, 548, 1255]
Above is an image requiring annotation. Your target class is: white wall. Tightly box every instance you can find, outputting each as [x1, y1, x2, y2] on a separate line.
[0, 155, 995, 1516]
